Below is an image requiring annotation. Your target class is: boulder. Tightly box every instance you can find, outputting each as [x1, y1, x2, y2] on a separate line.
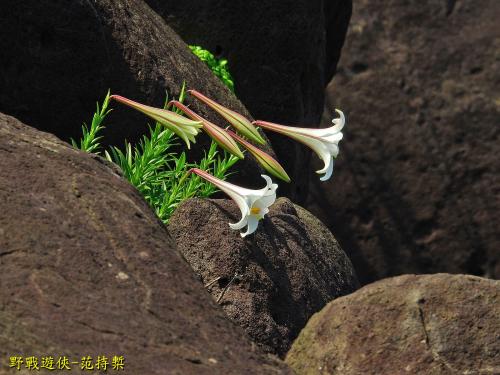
[0, 113, 291, 375]
[0, 0, 271, 186]
[168, 197, 359, 357]
[286, 274, 500, 375]
[145, 0, 352, 202]
[306, 0, 500, 283]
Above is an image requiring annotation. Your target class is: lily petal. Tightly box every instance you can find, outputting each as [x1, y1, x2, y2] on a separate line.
[229, 215, 249, 230]
[331, 109, 345, 132]
[241, 216, 259, 238]
[252, 175, 278, 204]
[319, 158, 335, 182]
[254, 109, 345, 182]
[254, 191, 276, 210]
[190, 169, 277, 236]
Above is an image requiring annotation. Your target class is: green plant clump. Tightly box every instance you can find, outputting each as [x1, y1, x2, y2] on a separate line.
[72, 88, 238, 223]
[189, 45, 235, 92]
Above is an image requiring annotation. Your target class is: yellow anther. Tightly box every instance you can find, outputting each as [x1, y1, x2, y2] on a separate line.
[250, 207, 261, 215]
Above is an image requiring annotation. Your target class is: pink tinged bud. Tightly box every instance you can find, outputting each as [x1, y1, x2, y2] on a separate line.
[109, 95, 202, 149]
[169, 100, 244, 159]
[227, 130, 291, 183]
[188, 89, 266, 145]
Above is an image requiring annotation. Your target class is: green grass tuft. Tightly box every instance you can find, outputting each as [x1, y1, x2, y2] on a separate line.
[189, 45, 235, 92]
[73, 85, 239, 223]
[71, 90, 112, 154]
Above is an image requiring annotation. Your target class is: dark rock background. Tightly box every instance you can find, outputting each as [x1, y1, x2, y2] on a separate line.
[145, 0, 352, 201]
[0, 113, 291, 375]
[286, 274, 500, 375]
[0, 0, 352, 198]
[0, 1, 354, 370]
[1, 0, 499, 371]
[306, 0, 500, 284]
[169, 197, 359, 357]
[0, 0, 274, 187]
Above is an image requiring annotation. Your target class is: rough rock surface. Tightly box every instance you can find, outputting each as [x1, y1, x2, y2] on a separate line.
[168, 197, 359, 357]
[146, 0, 352, 202]
[286, 274, 500, 375]
[0, 113, 291, 375]
[0, 0, 271, 186]
[306, 0, 500, 283]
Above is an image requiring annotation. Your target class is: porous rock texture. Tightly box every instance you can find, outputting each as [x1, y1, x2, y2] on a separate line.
[286, 274, 500, 375]
[0, 0, 271, 186]
[168, 197, 359, 357]
[307, 0, 500, 283]
[145, 0, 352, 202]
[0, 113, 292, 375]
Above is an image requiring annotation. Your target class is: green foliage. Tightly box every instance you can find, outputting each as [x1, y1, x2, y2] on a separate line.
[189, 45, 235, 92]
[73, 87, 238, 223]
[71, 91, 111, 154]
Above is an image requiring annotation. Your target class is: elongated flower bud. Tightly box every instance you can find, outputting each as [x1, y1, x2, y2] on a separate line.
[169, 100, 244, 159]
[110, 95, 202, 149]
[188, 89, 266, 145]
[227, 130, 290, 183]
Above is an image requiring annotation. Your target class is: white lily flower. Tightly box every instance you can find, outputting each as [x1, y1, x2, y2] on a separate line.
[254, 109, 345, 181]
[190, 168, 278, 237]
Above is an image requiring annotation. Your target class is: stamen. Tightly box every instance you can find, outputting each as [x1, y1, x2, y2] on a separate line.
[250, 207, 261, 215]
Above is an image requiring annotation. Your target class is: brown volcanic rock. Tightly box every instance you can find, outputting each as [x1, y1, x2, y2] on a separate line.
[306, 0, 500, 283]
[145, 0, 352, 202]
[168, 197, 359, 357]
[0, 0, 271, 186]
[0, 113, 291, 375]
[286, 274, 500, 375]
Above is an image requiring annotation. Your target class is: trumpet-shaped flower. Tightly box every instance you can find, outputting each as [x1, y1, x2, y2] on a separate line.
[227, 130, 291, 183]
[190, 168, 277, 237]
[254, 109, 345, 181]
[110, 95, 202, 149]
[188, 89, 266, 145]
[169, 100, 244, 159]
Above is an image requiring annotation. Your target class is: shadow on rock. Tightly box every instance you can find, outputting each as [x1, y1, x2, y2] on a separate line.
[169, 197, 359, 357]
[0, 113, 291, 375]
